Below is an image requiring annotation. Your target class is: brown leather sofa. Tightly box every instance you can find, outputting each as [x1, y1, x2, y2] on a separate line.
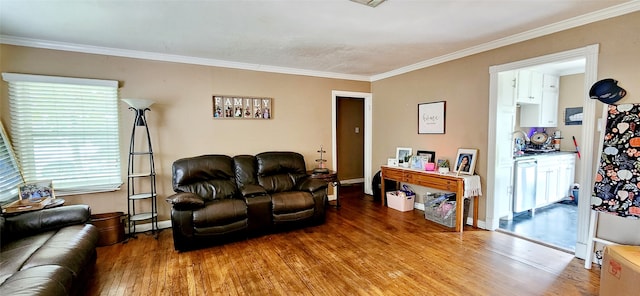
[0, 205, 99, 296]
[166, 151, 328, 251]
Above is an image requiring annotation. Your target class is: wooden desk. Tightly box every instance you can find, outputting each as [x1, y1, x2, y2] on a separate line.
[380, 166, 478, 232]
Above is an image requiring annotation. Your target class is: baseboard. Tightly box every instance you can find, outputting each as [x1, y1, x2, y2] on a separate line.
[340, 178, 364, 185]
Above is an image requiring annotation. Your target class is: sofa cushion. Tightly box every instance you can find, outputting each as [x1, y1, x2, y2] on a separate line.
[173, 155, 238, 200]
[192, 199, 247, 235]
[0, 265, 74, 296]
[256, 152, 307, 193]
[271, 191, 315, 214]
[233, 155, 258, 186]
[0, 231, 55, 285]
[166, 192, 205, 210]
[21, 224, 98, 277]
[2, 205, 91, 241]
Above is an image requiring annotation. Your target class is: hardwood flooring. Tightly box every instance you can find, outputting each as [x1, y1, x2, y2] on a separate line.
[86, 184, 601, 295]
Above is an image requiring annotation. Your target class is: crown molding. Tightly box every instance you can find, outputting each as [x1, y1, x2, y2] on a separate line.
[1, 1, 638, 82]
[0, 35, 371, 82]
[370, 1, 640, 81]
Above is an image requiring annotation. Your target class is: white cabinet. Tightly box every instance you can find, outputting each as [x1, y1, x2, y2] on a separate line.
[533, 153, 575, 208]
[535, 157, 559, 207]
[556, 154, 576, 200]
[520, 74, 559, 127]
[515, 70, 543, 104]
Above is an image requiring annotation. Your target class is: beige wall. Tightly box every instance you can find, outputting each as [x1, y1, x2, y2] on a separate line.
[1, 11, 639, 234]
[557, 74, 585, 154]
[371, 11, 640, 222]
[0, 46, 369, 220]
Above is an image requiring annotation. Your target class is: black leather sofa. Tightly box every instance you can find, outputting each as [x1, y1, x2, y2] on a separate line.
[166, 151, 328, 251]
[0, 205, 99, 296]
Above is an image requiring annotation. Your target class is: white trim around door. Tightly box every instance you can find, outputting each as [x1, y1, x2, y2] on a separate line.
[332, 90, 373, 195]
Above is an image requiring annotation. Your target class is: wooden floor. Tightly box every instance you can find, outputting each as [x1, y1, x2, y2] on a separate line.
[86, 184, 602, 295]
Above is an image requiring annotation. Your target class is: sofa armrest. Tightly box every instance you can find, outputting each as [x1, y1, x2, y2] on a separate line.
[240, 184, 268, 198]
[166, 192, 205, 210]
[298, 178, 328, 193]
[3, 204, 91, 239]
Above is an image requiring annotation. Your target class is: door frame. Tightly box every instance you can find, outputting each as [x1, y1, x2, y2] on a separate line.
[332, 90, 373, 194]
[486, 44, 599, 259]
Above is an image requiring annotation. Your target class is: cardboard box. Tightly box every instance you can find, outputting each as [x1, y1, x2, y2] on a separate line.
[600, 245, 640, 296]
[386, 191, 414, 212]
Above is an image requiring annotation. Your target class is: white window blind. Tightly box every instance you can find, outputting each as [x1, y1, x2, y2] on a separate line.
[2, 73, 122, 196]
[0, 123, 23, 205]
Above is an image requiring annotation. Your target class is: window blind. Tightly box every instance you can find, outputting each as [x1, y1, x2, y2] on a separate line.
[0, 123, 23, 205]
[3, 73, 122, 196]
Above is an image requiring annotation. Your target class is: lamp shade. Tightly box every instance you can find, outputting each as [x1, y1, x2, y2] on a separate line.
[122, 98, 155, 110]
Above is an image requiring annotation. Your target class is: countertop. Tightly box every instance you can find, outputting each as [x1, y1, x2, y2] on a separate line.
[513, 150, 577, 160]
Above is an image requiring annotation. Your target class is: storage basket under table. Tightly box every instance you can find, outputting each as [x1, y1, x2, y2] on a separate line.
[424, 193, 469, 228]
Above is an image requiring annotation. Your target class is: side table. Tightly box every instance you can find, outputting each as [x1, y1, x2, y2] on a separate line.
[308, 170, 340, 208]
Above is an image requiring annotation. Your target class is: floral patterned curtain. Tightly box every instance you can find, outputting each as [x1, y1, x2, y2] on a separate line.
[593, 104, 640, 218]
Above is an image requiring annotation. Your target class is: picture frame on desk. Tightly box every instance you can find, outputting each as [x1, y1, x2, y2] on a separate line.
[396, 147, 412, 167]
[19, 180, 55, 202]
[454, 148, 477, 175]
[416, 150, 436, 163]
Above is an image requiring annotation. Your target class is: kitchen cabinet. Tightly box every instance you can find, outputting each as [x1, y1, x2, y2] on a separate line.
[556, 153, 576, 200]
[525, 153, 575, 209]
[535, 157, 559, 207]
[515, 70, 543, 104]
[520, 74, 559, 127]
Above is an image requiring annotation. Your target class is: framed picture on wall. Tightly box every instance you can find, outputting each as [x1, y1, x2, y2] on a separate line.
[418, 101, 446, 134]
[213, 95, 272, 119]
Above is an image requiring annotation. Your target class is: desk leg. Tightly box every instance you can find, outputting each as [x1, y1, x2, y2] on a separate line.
[380, 177, 386, 206]
[473, 196, 479, 228]
[334, 181, 341, 208]
[455, 181, 464, 233]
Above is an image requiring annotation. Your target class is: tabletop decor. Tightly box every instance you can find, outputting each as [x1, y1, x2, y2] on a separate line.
[454, 148, 477, 175]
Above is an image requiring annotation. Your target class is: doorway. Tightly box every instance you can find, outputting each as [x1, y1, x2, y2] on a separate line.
[486, 45, 600, 259]
[498, 65, 585, 252]
[331, 91, 373, 195]
[336, 97, 365, 184]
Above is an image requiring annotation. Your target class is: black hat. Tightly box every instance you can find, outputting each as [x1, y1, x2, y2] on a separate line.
[590, 79, 627, 104]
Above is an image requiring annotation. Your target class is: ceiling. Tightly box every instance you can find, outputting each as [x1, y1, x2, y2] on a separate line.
[0, 0, 637, 81]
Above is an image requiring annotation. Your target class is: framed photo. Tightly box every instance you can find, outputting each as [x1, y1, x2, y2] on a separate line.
[454, 149, 478, 175]
[396, 147, 413, 166]
[213, 95, 272, 119]
[19, 180, 55, 202]
[565, 107, 583, 125]
[416, 150, 436, 163]
[418, 101, 446, 134]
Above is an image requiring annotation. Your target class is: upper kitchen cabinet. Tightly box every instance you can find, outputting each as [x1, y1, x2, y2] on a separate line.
[520, 74, 560, 127]
[515, 70, 543, 104]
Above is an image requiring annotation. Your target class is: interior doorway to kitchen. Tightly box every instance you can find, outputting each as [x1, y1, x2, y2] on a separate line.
[486, 45, 600, 259]
[498, 65, 586, 253]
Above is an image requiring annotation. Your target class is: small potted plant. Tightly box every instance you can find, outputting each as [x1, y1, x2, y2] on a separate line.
[437, 159, 450, 173]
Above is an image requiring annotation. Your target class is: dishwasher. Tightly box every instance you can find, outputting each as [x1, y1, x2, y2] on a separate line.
[513, 158, 537, 214]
